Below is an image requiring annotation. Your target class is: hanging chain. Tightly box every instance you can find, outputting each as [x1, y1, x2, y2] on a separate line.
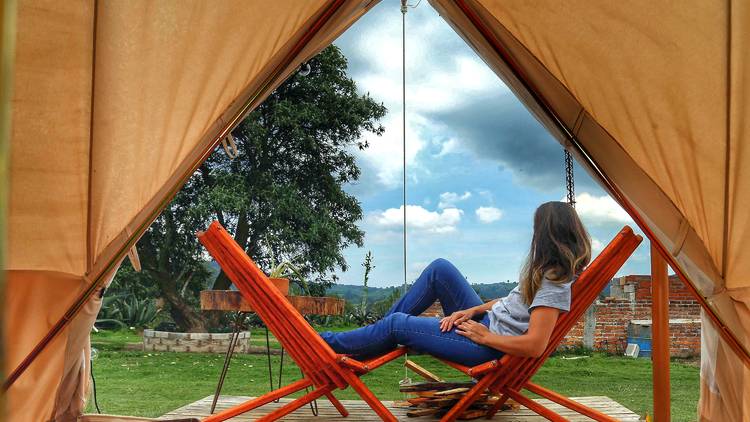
[564, 149, 575, 207]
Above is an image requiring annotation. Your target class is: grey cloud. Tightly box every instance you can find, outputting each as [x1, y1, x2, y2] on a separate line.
[430, 92, 602, 193]
[336, 0, 604, 196]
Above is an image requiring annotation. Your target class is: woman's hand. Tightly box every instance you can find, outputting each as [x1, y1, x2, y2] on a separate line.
[440, 308, 477, 332]
[455, 320, 491, 345]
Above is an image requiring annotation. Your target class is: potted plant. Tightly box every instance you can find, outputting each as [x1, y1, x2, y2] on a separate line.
[267, 260, 312, 297]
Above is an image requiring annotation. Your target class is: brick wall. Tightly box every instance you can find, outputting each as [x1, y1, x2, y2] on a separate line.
[143, 329, 251, 353]
[559, 275, 702, 357]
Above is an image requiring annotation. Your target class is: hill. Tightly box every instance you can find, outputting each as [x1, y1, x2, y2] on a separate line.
[326, 281, 518, 305]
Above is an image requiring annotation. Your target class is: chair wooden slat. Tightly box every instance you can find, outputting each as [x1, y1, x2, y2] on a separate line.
[438, 226, 642, 422]
[198, 221, 404, 421]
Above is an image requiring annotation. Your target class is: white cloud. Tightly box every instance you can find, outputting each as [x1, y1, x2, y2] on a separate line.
[436, 138, 461, 156]
[335, 4, 509, 190]
[475, 206, 504, 223]
[574, 192, 632, 225]
[438, 191, 472, 209]
[356, 113, 427, 188]
[370, 205, 463, 234]
[591, 237, 604, 254]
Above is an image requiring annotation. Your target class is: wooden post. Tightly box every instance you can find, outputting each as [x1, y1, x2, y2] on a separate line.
[651, 243, 670, 421]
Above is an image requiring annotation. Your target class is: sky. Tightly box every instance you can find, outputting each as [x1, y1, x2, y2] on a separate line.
[329, 0, 650, 287]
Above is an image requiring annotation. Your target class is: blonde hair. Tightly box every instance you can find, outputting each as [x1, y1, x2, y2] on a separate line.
[519, 201, 591, 305]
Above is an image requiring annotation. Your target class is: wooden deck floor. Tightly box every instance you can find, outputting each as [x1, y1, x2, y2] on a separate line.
[161, 395, 640, 421]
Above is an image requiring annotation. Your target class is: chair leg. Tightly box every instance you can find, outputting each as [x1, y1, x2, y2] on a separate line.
[202, 378, 312, 422]
[501, 388, 568, 422]
[524, 381, 619, 422]
[486, 393, 510, 418]
[325, 391, 349, 417]
[439, 373, 498, 422]
[256, 386, 331, 422]
[340, 370, 399, 422]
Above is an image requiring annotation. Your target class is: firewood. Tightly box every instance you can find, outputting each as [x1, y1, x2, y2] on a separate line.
[433, 387, 471, 396]
[406, 407, 443, 417]
[404, 359, 444, 382]
[407, 397, 432, 405]
[457, 409, 487, 420]
[422, 398, 460, 408]
[399, 382, 475, 392]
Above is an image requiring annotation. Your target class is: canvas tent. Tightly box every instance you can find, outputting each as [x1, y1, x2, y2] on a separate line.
[1, 0, 749, 421]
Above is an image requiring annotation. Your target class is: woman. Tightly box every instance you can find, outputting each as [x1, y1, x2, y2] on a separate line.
[320, 201, 591, 367]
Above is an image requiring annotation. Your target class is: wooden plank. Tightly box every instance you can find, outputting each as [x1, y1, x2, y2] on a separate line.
[200, 290, 344, 315]
[404, 359, 444, 382]
[160, 395, 640, 421]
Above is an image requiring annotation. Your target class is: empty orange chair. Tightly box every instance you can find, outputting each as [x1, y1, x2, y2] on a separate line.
[198, 221, 408, 422]
[433, 226, 643, 421]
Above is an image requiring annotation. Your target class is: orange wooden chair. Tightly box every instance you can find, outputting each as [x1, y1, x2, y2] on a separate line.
[198, 221, 408, 422]
[433, 226, 643, 422]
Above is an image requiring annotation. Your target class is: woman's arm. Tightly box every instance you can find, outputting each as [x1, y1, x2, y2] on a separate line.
[456, 306, 560, 358]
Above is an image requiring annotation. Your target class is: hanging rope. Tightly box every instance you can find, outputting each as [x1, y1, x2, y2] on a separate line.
[401, 0, 408, 298]
[399, 0, 412, 389]
[564, 149, 575, 207]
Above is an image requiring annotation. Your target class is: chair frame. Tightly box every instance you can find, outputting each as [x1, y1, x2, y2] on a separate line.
[199, 222, 640, 422]
[198, 221, 407, 422]
[433, 226, 643, 422]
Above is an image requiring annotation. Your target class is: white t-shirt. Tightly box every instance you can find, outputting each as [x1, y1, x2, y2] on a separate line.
[487, 278, 573, 336]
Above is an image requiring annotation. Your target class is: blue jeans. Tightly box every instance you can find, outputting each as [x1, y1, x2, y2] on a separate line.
[320, 258, 504, 367]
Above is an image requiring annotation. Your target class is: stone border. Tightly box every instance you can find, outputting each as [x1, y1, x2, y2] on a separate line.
[143, 329, 251, 353]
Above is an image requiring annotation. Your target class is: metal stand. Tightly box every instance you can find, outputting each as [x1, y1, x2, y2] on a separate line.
[210, 319, 318, 416]
[210, 313, 245, 414]
[266, 326, 318, 415]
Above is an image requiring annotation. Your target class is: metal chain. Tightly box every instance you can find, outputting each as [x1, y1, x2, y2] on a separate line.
[564, 149, 575, 207]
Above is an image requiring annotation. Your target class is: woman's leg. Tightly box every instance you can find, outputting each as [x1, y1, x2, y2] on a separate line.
[387, 258, 484, 317]
[320, 312, 502, 367]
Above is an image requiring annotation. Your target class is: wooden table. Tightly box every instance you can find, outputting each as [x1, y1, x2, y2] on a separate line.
[200, 290, 344, 315]
[199, 290, 345, 415]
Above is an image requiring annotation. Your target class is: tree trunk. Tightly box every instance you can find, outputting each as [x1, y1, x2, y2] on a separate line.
[153, 271, 208, 332]
[212, 211, 251, 290]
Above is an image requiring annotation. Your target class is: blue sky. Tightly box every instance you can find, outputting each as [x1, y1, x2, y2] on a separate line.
[330, 0, 650, 287]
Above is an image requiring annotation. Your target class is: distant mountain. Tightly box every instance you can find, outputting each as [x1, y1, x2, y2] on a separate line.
[326, 284, 404, 304]
[470, 282, 517, 301]
[326, 281, 518, 305]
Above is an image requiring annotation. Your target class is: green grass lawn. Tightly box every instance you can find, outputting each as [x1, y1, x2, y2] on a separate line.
[89, 330, 700, 421]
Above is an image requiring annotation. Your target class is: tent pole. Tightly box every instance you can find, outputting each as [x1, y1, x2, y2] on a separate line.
[1, 0, 18, 410]
[453, 0, 750, 369]
[651, 244, 670, 422]
[2, 0, 349, 392]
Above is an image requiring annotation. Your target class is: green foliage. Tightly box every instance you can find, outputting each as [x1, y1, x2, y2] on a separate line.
[369, 288, 402, 317]
[325, 281, 517, 307]
[97, 295, 160, 329]
[266, 249, 312, 296]
[343, 303, 379, 327]
[107, 45, 385, 331]
[325, 284, 405, 304]
[206, 45, 386, 293]
[86, 333, 700, 421]
[360, 251, 374, 313]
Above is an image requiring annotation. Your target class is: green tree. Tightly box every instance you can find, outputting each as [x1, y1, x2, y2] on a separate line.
[118, 46, 386, 332]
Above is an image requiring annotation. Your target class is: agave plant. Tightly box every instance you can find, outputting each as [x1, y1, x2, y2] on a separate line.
[119, 296, 160, 328]
[266, 247, 312, 296]
[95, 294, 160, 329]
